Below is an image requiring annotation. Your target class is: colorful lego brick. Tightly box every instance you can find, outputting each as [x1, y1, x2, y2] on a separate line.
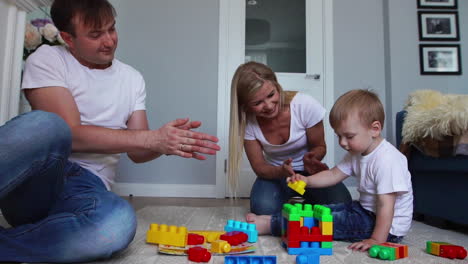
[321, 242, 333, 249]
[284, 225, 333, 244]
[220, 231, 248, 246]
[225, 220, 258, 243]
[146, 223, 187, 247]
[187, 233, 205, 245]
[210, 240, 231, 253]
[313, 205, 333, 222]
[369, 242, 408, 260]
[288, 180, 307, 195]
[188, 246, 211, 262]
[225, 255, 277, 264]
[188, 230, 225, 243]
[303, 216, 316, 228]
[319, 221, 333, 235]
[284, 243, 332, 255]
[296, 253, 320, 264]
[282, 203, 314, 221]
[426, 241, 467, 259]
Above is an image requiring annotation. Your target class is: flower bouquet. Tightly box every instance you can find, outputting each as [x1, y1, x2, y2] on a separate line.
[23, 18, 65, 61]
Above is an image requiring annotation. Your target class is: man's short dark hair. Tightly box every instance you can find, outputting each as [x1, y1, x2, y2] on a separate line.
[51, 0, 116, 36]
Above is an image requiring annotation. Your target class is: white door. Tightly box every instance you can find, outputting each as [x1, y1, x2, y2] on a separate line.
[217, 0, 335, 198]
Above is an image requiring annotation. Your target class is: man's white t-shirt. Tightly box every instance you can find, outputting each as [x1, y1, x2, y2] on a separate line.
[336, 139, 413, 236]
[21, 45, 146, 190]
[244, 93, 325, 171]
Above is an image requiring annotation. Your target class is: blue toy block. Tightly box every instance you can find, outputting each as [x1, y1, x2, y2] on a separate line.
[283, 241, 332, 255]
[303, 216, 316, 228]
[296, 253, 320, 264]
[225, 255, 277, 264]
[225, 219, 258, 243]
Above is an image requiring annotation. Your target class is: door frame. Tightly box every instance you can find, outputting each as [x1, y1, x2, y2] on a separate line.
[216, 0, 336, 198]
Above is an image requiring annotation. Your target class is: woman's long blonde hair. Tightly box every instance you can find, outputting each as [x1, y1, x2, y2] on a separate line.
[228, 61, 286, 195]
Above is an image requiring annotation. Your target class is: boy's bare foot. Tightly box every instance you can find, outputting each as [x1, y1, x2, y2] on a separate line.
[245, 213, 272, 235]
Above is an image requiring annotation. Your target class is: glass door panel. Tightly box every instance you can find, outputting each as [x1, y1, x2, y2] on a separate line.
[245, 0, 306, 73]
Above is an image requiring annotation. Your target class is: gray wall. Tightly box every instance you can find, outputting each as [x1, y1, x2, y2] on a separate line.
[109, 0, 467, 188]
[333, 0, 468, 164]
[110, 0, 219, 185]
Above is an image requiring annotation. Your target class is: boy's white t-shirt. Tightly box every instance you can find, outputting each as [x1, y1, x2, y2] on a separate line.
[336, 139, 413, 236]
[21, 45, 146, 190]
[244, 93, 325, 171]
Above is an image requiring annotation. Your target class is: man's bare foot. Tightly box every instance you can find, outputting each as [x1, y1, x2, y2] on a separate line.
[245, 213, 272, 235]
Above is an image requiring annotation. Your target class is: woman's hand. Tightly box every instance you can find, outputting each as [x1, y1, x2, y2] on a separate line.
[281, 158, 295, 178]
[303, 152, 329, 175]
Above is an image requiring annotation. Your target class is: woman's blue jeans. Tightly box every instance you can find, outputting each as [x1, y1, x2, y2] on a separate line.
[250, 171, 352, 236]
[0, 111, 136, 263]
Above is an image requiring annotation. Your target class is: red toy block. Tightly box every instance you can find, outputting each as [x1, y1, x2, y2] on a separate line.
[440, 245, 467, 259]
[220, 231, 248, 246]
[188, 246, 211, 262]
[188, 233, 205, 245]
[427, 241, 467, 260]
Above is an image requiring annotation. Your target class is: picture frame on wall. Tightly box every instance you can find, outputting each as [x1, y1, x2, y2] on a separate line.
[419, 44, 461, 75]
[418, 11, 459, 41]
[417, 0, 457, 9]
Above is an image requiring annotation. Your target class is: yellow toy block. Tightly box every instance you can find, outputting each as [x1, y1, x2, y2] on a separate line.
[189, 230, 226, 243]
[146, 223, 187, 247]
[320, 221, 333, 235]
[211, 240, 231, 253]
[288, 180, 306, 195]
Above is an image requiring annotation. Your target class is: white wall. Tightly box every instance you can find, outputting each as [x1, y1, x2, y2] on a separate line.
[110, 0, 220, 196]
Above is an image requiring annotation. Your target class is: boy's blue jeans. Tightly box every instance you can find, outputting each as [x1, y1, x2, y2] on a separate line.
[0, 111, 137, 263]
[250, 172, 352, 236]
[325, 201, 403, 243]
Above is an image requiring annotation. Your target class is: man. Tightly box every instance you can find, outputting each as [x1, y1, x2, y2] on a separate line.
[0, 0, 219, 262]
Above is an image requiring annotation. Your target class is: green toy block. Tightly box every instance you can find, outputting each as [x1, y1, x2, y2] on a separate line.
[369, 244, 397, 260]
[282, 203, 314, 221]
[321, 242, 333, 248]
[313, 205, 333, 222]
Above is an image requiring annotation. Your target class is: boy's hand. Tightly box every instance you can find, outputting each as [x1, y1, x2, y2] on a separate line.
[303, 152, 329, 175]
[347, 238, 379, 252]
[287, 174, 307, 184]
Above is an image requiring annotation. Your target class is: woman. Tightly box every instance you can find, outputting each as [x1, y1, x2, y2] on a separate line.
[228, 61, 351, 235]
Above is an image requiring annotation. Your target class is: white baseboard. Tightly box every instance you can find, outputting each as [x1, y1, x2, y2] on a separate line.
[112, 183, 219, 198]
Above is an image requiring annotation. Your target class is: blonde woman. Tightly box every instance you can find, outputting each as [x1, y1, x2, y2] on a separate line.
[229, 62, 351, 235]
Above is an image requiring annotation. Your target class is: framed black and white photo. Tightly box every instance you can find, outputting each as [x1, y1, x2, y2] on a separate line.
[419, 44, 461, 75]
[417, 0, 457, 9]
[418, 11, 459, 41]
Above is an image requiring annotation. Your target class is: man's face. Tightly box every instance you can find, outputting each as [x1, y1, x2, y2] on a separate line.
[62, 17, 118, 69]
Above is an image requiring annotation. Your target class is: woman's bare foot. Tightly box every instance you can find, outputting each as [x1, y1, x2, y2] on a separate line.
[245, 213, 272, 235]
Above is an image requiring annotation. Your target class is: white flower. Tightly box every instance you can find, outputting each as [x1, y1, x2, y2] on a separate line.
[40, 23, 59, 42]
[24, 23, 42, 50]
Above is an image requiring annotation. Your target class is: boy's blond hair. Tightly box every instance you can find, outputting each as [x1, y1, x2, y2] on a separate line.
[329, 89, 385, 129]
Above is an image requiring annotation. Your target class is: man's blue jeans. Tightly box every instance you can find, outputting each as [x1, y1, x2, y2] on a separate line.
[250, 172, 352, 236]
[0, 111, 136, 263]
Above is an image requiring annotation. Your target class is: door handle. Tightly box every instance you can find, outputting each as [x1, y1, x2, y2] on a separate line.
[306, 74, 321, 80]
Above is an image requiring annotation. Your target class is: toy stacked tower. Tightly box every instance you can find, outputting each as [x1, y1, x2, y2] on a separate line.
[281, 203, 333, 255]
